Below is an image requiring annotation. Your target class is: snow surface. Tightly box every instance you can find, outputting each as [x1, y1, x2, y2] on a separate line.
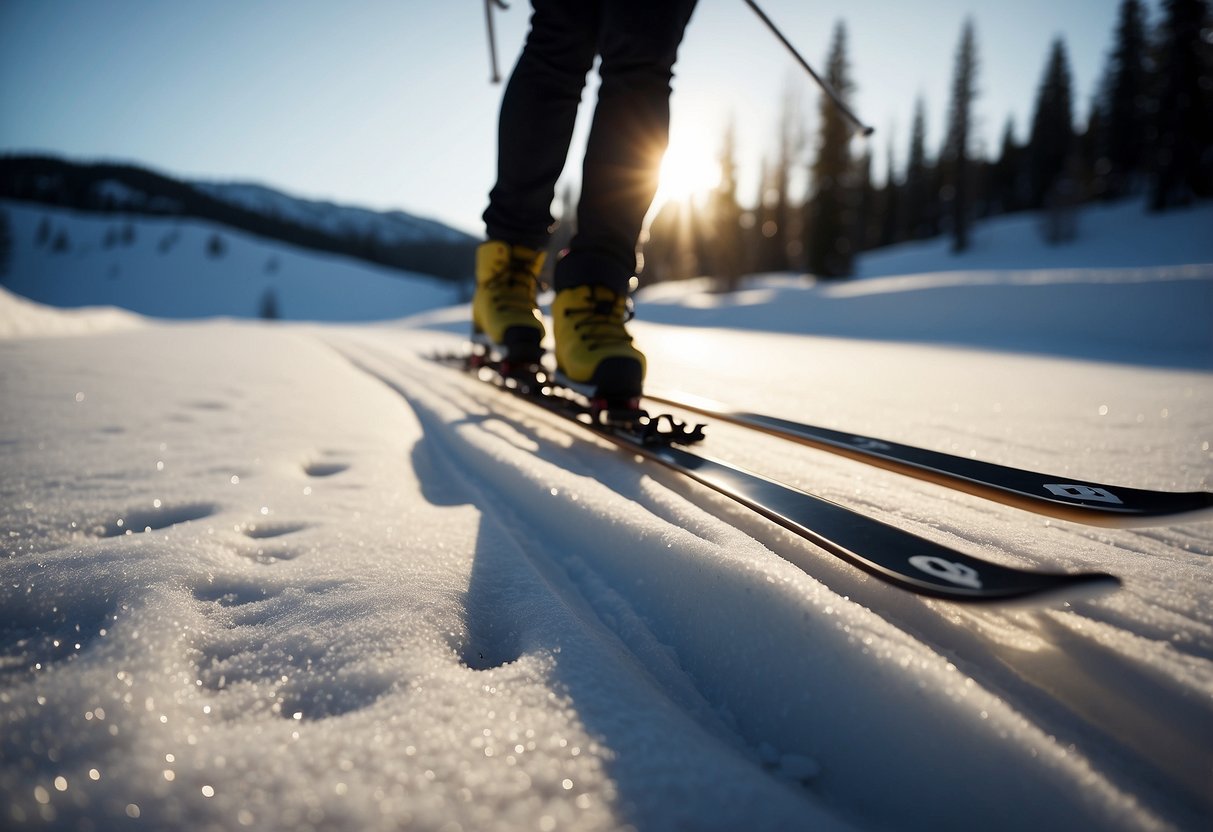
[1, 200, 460, 321]
[2, 199, 1212, 831]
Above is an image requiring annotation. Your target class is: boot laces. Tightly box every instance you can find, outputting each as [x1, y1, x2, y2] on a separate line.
[566, 286, 634, 350]
[486, 256, 540, 314]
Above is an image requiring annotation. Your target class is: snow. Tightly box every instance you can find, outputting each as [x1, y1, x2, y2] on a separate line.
[1, 200, 460, 321]
[638, 199, 1213, 369]
[2, 199, 1212, 831]
[857, 198, 1213, 276]
[0, 288, 143, 340]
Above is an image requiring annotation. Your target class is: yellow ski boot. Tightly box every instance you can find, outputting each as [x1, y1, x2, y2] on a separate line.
[473, 241, 547, 369]
[552, 284, 646, 405]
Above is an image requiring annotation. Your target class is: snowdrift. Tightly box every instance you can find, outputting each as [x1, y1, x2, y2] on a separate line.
[1, 199, 1211, 830]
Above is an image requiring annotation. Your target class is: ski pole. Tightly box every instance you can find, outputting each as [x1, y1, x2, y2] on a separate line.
[484, 0, 509, 84]
[740, 0, 875, 137]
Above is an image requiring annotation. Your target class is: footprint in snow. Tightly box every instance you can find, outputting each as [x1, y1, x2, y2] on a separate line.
[90, 502, 217, 538]
[233, 520, 309, 564]
[191, 580, 389, 720]
[193, 581, 277, 608]
[240, 521, 308, 540]
[303, 460, 350, 478]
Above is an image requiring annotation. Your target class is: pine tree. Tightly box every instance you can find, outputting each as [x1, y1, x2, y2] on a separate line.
[710, 119, 745, 290]
[991, 118, 1024, 214]
[1149, 0, 1213, 209]
[1027, 38, 1076, 208]
[258, 288, 280, 320]
[805, 22, 858, 278]
[877, 133, 901, 247]
[207, 233, 226, 258]
[1101, 0, 1151, 198]
[926, 158, 947, 238]
[767, 83, 807, 272]
[0, 209, 11, 282]
[748, 158, 769, 273]
[854, 149, 875, 253]
[944, 19, 980, 252]
[1079, 102, 1106, 198]
[639, 201, 672, 284]
[689, 198, 714, 280]
[642, 200, 696, 283]
[902, 98, 932, 240]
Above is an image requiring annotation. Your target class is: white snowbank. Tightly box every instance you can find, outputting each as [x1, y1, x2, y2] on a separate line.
[858, 198, 1213, 276]
[0, 285, 143, 339]
[638, 199, 1213, 369]
[2, 198, 1211, 830]
[0, 321, 1179, 831]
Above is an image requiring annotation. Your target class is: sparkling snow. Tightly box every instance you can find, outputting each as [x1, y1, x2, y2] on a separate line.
[1, 198, 1211, 830]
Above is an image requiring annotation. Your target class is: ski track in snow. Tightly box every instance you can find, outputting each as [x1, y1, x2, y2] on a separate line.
[1, 318, 1207, 830]
[2, 197, 1212, 830]
[328, 330, 1179, 831]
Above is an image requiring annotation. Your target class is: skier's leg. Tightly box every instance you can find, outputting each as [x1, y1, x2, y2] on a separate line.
[551, 0, 697, 401]
[482, 0, 600, 248]
[555, 0, 698, 294]
[477, 2, 600, 365]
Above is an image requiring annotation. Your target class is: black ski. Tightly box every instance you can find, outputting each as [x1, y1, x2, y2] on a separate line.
[646, 390, 1213, 527]
[435, 355, 1119, 603]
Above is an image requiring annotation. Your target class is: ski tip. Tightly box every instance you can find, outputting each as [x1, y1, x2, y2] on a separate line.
[989, 571, 1122, 609]
[1151, 491, 1213, 525]
[1063, 492, 1213, 529]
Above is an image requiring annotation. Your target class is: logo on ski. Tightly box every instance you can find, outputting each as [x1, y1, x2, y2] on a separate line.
[1042, 484, 1124, 505]
[850, 437, 892, 452]
[908, 556, 983, 589]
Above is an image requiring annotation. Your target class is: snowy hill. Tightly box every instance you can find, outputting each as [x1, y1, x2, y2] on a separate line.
[1, 199, 1212, 831]
[636, 199, 1213, 369]
[193, 181, 471, 247]
[857, 197, 1213, 276]
[0, 156, 477, 281]
[1, 200, 460, 322]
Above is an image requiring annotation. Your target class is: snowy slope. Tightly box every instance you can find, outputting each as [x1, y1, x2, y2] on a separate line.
[638, 199, 1213, 369]
[192, 181, 473, 246]
[0, 287, 143, 340]
[857, 198, 1213, 276]
[1, 200, 460, 321]
[2, 201, 1212, 830]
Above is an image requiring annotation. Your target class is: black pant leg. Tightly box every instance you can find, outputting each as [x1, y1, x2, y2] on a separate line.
[556, 0, 698, 294]
[482, 1, 599, 249]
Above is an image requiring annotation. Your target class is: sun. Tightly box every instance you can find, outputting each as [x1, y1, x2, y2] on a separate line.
[655, 136, 721, 206]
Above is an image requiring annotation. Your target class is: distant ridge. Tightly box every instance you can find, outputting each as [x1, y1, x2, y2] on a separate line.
[0, 154, 476, 281]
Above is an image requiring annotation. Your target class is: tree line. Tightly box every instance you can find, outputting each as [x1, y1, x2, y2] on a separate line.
[643, 0, 1212, 286]
[0, 156, 478, 283]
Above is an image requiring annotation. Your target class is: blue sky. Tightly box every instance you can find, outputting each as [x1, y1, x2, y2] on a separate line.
[1, 1, 1142, 236]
